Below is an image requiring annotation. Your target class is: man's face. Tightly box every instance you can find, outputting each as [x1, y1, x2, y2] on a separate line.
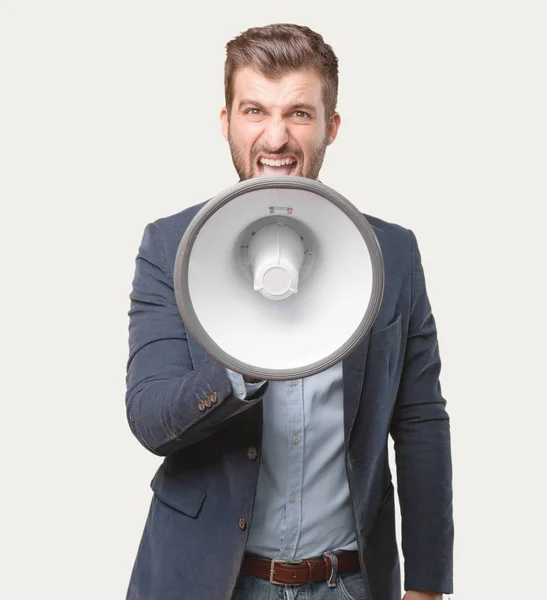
[220, 67, 340, 180]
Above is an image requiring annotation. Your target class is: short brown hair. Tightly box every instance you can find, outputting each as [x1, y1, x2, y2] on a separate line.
[224, 24, 339, 120]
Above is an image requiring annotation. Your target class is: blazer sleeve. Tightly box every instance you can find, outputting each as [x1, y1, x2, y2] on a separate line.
[125, 222, 268, 457]
[390, 229, 454, 594]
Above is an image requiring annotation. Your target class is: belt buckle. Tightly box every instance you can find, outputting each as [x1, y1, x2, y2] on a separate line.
[269, 558, 303, 585]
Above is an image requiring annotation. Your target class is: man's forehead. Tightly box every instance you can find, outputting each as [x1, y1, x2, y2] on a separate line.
[232, 67, 323, 106]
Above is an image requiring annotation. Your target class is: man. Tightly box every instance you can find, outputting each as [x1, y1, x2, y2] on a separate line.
[125, 24, 453, 600]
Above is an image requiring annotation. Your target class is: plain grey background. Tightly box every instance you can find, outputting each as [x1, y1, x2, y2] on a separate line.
[1, 2, 545, 598]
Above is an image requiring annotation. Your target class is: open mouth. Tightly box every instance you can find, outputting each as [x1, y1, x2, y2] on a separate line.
[257, 156, 299, 177]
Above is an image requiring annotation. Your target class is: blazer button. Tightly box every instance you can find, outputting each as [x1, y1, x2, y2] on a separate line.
[197, 400, 206, 412]
[247, 447, 258, 461]
[210, 392, 218, 404]
[204, 396, 213, 408]
[238, 517, 247, 531]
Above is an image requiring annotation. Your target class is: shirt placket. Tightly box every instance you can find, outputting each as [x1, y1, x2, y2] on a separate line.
[279, 379, 304, 560]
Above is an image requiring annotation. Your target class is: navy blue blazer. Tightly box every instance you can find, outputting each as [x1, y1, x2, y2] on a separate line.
[125, 201, 453, 600]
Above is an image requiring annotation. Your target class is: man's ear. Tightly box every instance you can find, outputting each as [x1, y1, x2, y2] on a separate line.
[220, 107, 229, 142]
[327, 112, 341, 145]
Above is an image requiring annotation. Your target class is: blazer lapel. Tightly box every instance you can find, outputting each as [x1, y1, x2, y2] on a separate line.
[342, 333, 371, 444]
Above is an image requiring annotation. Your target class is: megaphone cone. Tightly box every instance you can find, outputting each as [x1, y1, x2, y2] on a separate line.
[174, 176, 384, 380]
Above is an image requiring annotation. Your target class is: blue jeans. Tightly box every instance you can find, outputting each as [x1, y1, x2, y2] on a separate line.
[232, 570, 367, 600]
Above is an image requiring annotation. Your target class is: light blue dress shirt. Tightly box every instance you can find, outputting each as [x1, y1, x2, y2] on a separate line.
[226, 365, 358, 560]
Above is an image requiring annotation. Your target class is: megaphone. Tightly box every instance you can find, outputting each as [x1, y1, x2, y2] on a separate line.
[174, 176, 384, 381]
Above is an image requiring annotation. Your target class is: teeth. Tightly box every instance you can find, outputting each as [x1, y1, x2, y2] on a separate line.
[259, 157, 296, 167]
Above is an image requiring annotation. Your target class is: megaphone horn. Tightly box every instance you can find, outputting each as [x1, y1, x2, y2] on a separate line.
[174, 176, 384, 381]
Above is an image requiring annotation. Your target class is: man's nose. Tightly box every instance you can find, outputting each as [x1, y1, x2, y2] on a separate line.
[262, 119, 289, 151]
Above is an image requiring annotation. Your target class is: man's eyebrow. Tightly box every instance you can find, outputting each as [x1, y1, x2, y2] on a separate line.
[238, 99, 265, 110]
[289, 103, 317, 113]
[237, 100, 317, 114]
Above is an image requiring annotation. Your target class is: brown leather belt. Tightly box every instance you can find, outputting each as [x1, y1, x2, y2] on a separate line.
[241, 551, 360, 585]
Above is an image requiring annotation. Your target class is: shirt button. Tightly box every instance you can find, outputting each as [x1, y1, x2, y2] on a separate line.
[292, 435, 300, 444]
[238, 517, 247, 531]
[291, 380, 298, 386]
[283, 549, 290, 557]
[289, 493, 297, 502]
[237, 386, 245, 396]
[247, 447, 258, 461]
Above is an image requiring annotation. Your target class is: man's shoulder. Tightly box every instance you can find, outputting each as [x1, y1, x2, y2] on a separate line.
[152, 200, 209, 235]
[363, 213, 413, 250]
[145, 201, 209, 261]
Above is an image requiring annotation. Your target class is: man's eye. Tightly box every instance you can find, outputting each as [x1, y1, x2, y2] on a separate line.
[246, 108, 262, 115]
[293, 111, 310, 119]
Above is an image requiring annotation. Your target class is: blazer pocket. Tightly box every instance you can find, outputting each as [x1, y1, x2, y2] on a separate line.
[369, 313, 402, 353]
[150, 465, 207, 518]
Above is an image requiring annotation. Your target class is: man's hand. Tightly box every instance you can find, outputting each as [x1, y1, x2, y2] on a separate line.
[402, 592, 443, 600]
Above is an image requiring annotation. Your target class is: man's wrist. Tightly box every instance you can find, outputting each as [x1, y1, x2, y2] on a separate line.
[243, 374, 264, 384]
[225, 368, 266, 400]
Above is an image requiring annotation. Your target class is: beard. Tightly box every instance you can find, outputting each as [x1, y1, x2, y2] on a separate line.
[227, 129, 329, 181]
